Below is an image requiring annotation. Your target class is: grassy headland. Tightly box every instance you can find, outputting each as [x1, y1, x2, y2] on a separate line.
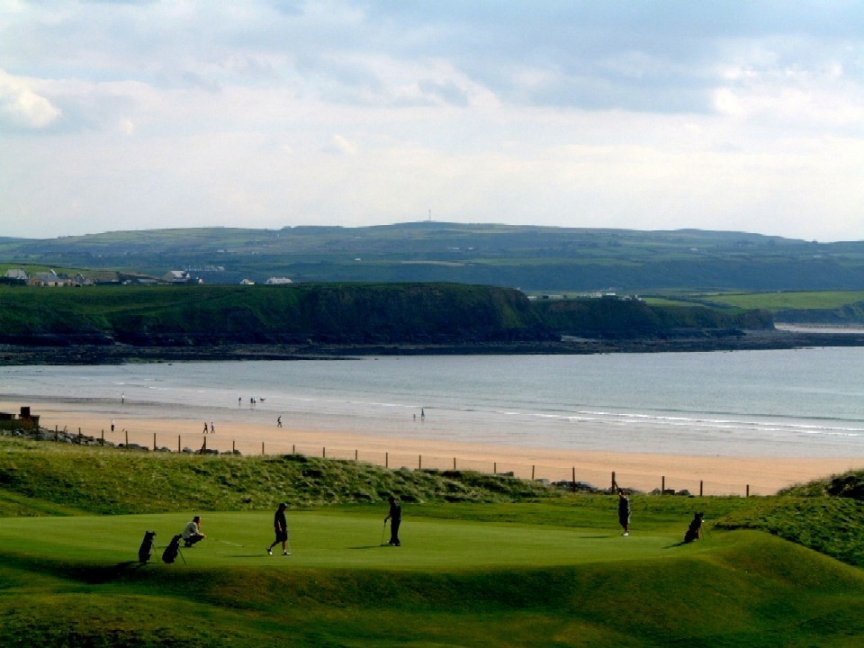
[0, 282, 780, 364]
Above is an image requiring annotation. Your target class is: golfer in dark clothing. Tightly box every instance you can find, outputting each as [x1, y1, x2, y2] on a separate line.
[617, 489, 631, 536]
[384, 496, 402, 546]
[267, 502, 290, 556]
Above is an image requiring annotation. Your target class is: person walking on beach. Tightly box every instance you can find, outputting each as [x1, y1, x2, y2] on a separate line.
[617, 488, 631, 536]
[210, 421, 215, 434]
[277, 416, 282, 428]
[110, 419, 115, 433]
[384, 496, 402, 546]
[202, 421, 208, 434]
[267, 502, 290, 556]
[182, 515, 206, 547]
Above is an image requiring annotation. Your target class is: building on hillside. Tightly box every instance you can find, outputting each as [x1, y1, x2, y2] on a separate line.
[4, 269, 28, 282]
[29, 270, 71, 287]
[265, 277, 293, 285]
[163, 270, 193, 284]
[240, 278, 256, 285]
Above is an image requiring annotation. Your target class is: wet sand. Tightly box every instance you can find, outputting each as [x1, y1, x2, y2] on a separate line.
[6, 400, 860, 496]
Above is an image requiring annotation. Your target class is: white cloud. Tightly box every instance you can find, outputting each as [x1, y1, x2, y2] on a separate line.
[0, 69, 62, 129]
[2, 1, 864, 241]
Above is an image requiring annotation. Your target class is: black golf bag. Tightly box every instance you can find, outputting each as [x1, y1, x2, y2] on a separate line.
[162, 534, 182, 564]
[138, 530, 156, 563]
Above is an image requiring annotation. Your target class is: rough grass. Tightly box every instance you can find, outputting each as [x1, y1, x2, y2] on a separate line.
[716, 470, 864, 567]
[0, 436, 558, 515]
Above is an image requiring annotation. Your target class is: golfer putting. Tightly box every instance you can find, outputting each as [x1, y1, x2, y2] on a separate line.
[266, 502, 291, 556]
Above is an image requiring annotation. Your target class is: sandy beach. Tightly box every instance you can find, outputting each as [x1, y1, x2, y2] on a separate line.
[6, 400, 860, 496]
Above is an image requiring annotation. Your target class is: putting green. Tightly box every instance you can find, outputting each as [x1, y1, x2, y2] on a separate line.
[0, 510, 693, 570]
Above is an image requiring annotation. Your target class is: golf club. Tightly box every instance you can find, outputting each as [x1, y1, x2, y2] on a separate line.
[380, 519, 388, 546]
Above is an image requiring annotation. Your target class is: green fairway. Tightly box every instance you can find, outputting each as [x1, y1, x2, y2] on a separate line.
[0, 509, 691, 570]
[1, 506, 863, 646]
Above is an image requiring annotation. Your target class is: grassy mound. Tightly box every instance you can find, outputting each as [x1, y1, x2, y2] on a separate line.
[716, 469, 864, 567]
[0, 436, 557, 516]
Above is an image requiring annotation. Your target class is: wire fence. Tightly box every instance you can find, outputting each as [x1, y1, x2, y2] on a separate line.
[37, 422, 757, 497]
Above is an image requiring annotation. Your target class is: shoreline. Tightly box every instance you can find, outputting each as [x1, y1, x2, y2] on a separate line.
[4, 329, 864, 365]
[5, 400, 860, 497]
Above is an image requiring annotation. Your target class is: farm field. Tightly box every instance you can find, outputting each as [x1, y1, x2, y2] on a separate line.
[695, 290, 864, 311]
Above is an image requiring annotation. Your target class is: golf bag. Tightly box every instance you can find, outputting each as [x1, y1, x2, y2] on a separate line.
[162, 534, 182, 564]
[138, 530, 156, 564]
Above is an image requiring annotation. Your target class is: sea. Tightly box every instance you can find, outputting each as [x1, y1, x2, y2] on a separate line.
[2, 347, 864, 459]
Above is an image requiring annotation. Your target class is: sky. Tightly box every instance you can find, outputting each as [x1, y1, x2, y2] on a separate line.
[1, 1, 863, 242]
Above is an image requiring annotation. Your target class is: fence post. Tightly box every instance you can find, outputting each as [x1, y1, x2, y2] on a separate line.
[101, 429, 105, 446]
[418, 454, 422, 470]
[55, 425, 58, 441]
[233, 440, 236, 454]
[323, 447, 326, 458]
[355, 449, 358, 461]
[178, 435, 181, 452]
[746, 484, 750, 497]
[572, 466, 576, 490]
[661, 475, 666, 494]
[292, 444, 296, 454]
[153, 432, 157, 451]
[385, 452, 389, 468]
[453, 457, 457, 470]
[611, 470, 616, 490]
[261, 441, 265, 456]
[531, 465, 535, 480]
[493, 462, 497, 474]
[700, 480, 704, 497]
[125, 430, 129, 447]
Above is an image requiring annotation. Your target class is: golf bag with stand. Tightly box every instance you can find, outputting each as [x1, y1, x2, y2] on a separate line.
[162, 534, 183, 564]
[138, 530, 156, 564]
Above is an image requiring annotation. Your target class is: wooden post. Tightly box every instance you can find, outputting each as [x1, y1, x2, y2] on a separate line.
[572, 466, 576, 490]
[494, 462, 497, 474]
[233, 440, 236, 454]
[611, 470, 617, 490]
[292, 444, 296, 454]
[355, 449, 358, 461]
[261, 441, 265, 456]
[323, 447, 326, 458]
[661, 475, 666, 494]
[125, 430, 129, 447]
[700, 480, 704, 497]
[178, 435, 181, 452]
[100, 430, 104, 446]
[531, 465, 535, 480]
[453, 457, 457, 470]
[418, 454, 422, 470]
[203, 436, 207, 450]
[153, 433, 157, 451]
[385, 452, 389, 468]
[746, 484, 750, 497]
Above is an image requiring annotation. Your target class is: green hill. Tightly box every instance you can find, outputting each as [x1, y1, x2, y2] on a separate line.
[4, 221, 864, 291]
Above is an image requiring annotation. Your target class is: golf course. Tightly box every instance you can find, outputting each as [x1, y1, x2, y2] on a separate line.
[0, 436, 863, 646]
